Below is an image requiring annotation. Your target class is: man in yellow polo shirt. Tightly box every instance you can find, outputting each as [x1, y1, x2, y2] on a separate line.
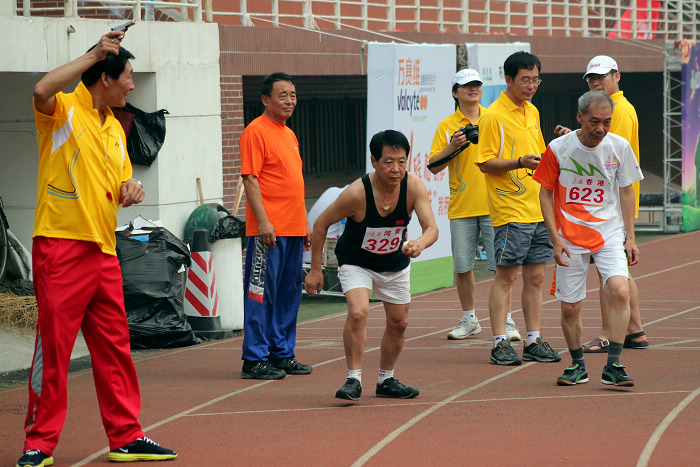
[476, 51, 560, 366]
[428, 69, 520, 342]
[17, 30, 176, 467]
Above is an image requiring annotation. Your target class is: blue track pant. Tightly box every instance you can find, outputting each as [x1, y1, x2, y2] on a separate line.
[241, 236, 303, 361]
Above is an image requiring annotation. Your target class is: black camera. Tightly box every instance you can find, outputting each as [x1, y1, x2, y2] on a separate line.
[427, 123, 479, 169]
[457, 123, 479, 145]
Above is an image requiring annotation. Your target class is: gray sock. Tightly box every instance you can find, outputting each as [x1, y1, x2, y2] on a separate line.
[607, 342, 624, 366]
[569, 347, 585, 367]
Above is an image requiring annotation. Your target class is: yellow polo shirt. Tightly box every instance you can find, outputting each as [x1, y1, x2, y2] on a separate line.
[430, 105, 489, 219]
[33, 82, 132, 256]
[475, 91, 546, 227]
[610, 91, 641, 217]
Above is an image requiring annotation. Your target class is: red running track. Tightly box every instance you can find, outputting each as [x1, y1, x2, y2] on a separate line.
[1, 231, 699, 466]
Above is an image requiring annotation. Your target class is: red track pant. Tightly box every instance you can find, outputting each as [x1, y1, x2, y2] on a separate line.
[24, 237, 144, 455]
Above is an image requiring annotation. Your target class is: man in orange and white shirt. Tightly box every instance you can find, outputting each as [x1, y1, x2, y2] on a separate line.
[554, 55, 648, 352]
[535, 91, 643, 387]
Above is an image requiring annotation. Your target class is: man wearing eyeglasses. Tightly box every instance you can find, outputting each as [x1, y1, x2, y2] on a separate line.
[555, 55, 648, 353]
[475, 51, 561, 366]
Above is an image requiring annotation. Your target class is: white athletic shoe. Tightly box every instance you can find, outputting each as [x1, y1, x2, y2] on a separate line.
[447, 317, 482, 340]
[506, 316, 522, 341]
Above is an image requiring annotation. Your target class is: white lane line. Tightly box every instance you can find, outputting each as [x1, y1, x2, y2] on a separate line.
[633, 259, 700, 281]
[642, 306, 700, 327]
[351, 364, 532, 467]
[73, 380, 273, 466]
[636, 386, 700, 467]
[74, 243, 700, 465]
[185, 390, 691, 418]
[349, 281, 700, 465]
[644, 339, 699, 349]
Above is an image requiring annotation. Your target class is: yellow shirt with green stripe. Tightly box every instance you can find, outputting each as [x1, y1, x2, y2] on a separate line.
[430, 105, 489, 219]
[33, 82, 132, 256]
[475, 91, 546, 227]
[610, 90, 641, 217]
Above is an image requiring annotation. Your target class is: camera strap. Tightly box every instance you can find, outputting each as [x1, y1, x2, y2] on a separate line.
[426, 142, 470, 170]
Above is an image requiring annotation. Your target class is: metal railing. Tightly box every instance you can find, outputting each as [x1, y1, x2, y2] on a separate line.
[13, 0, 203, 21]
[11, 0, 700, 40]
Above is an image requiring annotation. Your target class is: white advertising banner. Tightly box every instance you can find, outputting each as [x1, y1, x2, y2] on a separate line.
[466, 42, 531, 106]
[366, 42, 457, 263]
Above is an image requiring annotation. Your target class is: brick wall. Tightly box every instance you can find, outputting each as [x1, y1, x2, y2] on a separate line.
[220, 75, 245, 216]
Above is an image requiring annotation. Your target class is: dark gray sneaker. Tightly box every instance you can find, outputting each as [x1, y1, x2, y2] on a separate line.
[269, 357, 313, 375]
[522, 337, 561, 362]
[602, 362, 634, 387]
[241, 361, 286, 380]
[336, 378, 362, 400]
[376, 377, 419, 399]
[490, 340, 523, 366]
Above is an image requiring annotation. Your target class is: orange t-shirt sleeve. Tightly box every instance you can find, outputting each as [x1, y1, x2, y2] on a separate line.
[240, 127, 264, 178]
[532, 146, 558, 190]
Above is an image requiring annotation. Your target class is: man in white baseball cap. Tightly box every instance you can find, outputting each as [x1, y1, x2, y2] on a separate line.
[583, 55, 619, 79]
[428, 69, 516, 343]
[554, 55, 649, 353]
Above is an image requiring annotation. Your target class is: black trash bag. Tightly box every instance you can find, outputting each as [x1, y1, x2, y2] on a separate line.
[116, 227, 201, 349]
[211, 214, 246, 241]
[113, 103, 169, 167]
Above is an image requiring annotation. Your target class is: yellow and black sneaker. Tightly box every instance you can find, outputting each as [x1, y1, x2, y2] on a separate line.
[108, 437, 177, 462]
[16, 450, 53, 467]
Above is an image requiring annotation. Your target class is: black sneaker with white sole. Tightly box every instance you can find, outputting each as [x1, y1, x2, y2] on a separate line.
[556, 363, 589, 386]
[335, 378, 362, 400]
[107, 437, 177, 462]
[16, 450, 53, 467]
[376, 377, 419, 399]
[241, 360, 286, 380]
[602, 362, 634, 386]
[269, 357, 313, 375]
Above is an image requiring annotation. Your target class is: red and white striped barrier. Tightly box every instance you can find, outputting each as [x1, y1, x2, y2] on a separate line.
[185, 246, 218, 318]
[184, 229, 232, 339]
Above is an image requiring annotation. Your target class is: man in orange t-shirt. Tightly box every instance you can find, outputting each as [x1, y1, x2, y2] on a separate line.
[239, 72, 313, 380]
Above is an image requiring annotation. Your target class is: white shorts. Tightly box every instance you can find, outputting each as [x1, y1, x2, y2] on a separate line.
[337, 264, 411, 305]
[553, 239, 629, 304]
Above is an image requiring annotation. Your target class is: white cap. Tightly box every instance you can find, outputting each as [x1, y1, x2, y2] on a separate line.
[584, 55, 619, 79]
[452, 69, 483, 86]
